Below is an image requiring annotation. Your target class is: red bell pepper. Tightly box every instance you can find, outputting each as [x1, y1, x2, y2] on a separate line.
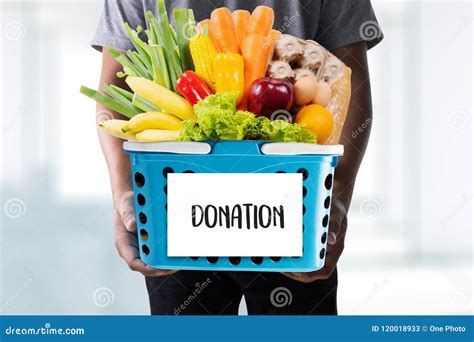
[176, 71, 212, 105]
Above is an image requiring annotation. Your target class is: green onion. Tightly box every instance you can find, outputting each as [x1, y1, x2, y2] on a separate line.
[80, 86, 140, 118]
[173, 8, 195, 71]
[149, 44, 171, 89]
[107, 47, 142, 77]
[109, 85, 134, 100]
[132, 94, 161, 112]
[124, 23, 153, 72]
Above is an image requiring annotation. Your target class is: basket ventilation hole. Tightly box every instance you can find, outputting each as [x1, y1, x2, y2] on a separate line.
[163, 185, 167, 195]
[270, 257, 281, 262]
[251, 257, 263, 265]
[184, 170, 195, 173]
[303, 205, 306, 215]
[276, 171, 286, 174]
[139, 212, 147, 224]
[229, 257, 241, 265]
[321, 232, 327, 244]
[134, 172, 145, 187]
[190, 257, 199, 260]
[206, 257, 219, 264]
[297, 168, 309, 180]
[303, 186, 307, 198]
[162, 167, 174, 178]
[140, 229, 149, 241]
[319, 248, 326, 259]
[137, 193, 146, 206]
[142, 244, 150, 256]
[322, 214, 329, 228]
[302, 224, 305, 232]
[324, 196, 331, 209]
[325, 174, 333, 190]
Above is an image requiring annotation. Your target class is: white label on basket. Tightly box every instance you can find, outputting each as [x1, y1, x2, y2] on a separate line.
[167, 173, 303, 257]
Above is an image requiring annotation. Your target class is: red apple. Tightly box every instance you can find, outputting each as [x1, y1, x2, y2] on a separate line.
[248, 77, 295, 118]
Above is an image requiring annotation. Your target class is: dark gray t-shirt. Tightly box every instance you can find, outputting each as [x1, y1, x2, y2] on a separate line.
[92, 0, 383, 52]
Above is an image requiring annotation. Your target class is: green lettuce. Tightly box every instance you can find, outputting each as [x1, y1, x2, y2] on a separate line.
[178, 93, 317, 144]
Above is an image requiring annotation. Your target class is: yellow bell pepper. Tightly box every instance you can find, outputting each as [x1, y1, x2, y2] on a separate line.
[214, 53, 245, 105]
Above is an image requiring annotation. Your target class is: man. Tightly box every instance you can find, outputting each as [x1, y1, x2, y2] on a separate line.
[92, 0, 383, 315]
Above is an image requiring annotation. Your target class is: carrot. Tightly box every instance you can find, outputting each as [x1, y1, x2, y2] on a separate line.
[266, 29, 282, 63]
[210, 8, 240, 53]
[241, 33, 271, 109]
[247, 6, 274, 37]
[232, 10, 250, 50]
[197, 19, 221, 52]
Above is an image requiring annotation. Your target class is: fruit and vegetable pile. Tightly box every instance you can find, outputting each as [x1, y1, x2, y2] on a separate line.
[81, 0, 351, 145]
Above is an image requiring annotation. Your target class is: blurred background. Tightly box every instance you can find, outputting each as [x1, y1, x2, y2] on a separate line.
[0, 0, 472, 315]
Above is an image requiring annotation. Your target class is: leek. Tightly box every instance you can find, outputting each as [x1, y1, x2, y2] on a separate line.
[132, 94, 161, 112]
[173, 8, 195, 71]
[80, 86, 140, 118]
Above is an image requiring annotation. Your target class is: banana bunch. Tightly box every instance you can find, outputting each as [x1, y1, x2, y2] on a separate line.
[98, 111, 183, 142]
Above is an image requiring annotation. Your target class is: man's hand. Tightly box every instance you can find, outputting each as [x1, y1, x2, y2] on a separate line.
[114, 191, 178, 277]
[282, 198, 348, 283]
[283, 41, 372, 283]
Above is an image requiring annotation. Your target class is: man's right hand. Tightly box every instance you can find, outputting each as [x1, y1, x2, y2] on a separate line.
[114, 191, 178, 277]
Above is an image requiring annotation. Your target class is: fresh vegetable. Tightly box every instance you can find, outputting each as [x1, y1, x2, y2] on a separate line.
[248, 77, 295, 117]
[312, 81, 332, 107]
[173, 8, 196, 71]
[214, 53, 245, 105]
[126, 77, 194, 120]
[122, 112, 183, 133]
[266, 29, 282, 62]
[295, 104, 334, 144]
[189, 33, 218, 91]
[146, 0, 184, 88]
[210, 8, 240, 53]
[99, 120, 136, 140]
[247, 6, 274, 36]
[80, 86, 140, 118]
[241, 33, 271, 108]
[176, 71, 213, 105]
[294, 75, 319, 106]
[197, 19, 221, 52]
[107, 46, 152, 80]
[179, 93, 315, 143]
[136, 129, 181, 142]
[132, 93, 161, 113]
[232, 10, 250, 50]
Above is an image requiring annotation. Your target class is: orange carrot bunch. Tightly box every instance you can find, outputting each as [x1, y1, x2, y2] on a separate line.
[198, 5, 277, 110]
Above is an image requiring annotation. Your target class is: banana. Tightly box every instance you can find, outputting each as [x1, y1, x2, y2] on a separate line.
[122, 112, 183, 133]
[126, 77, 195, 120]
[99, 120, 136, 141]
[135, 129, 181, 142]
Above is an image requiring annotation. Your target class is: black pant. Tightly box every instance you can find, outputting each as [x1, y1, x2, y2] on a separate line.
[145, 269, 337, 315]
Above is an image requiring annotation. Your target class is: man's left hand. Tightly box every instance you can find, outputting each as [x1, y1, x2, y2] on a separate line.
[282, 198, 348, 283]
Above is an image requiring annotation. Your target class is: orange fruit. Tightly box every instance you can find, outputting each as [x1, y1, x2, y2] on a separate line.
[295, 104, 334, 144]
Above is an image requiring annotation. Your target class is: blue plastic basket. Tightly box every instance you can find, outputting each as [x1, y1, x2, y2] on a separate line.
[124, 140, 343, 272]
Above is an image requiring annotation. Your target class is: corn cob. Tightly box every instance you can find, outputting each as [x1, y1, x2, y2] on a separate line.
[189, 34, 217, 91]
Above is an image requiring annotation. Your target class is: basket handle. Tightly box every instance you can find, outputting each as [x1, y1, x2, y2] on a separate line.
[123, 142, 212, 154]
[261, 143, 344, 156]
